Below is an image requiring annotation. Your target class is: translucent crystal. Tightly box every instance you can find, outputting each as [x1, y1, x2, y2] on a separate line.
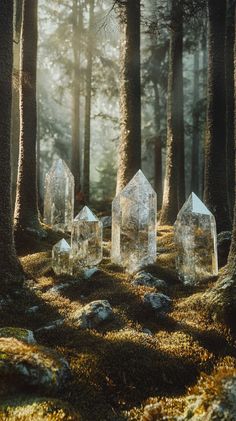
[71, 206, 103, 271]
[111, 170, 157, 273]
[174, 192, 218, 285]
[52, 238, 72, 275]
[44, 159, 74, 232]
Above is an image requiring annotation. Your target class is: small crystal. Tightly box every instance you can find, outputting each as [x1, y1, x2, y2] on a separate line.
[111, 170, 157, 273]
[44, 159, 74, 232]
[52, 238, 72, 275]
[174, 192, 218, 285]
[71, 206, 103, 271]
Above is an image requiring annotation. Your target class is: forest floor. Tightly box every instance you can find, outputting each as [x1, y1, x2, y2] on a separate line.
[0, 209, 235, 420]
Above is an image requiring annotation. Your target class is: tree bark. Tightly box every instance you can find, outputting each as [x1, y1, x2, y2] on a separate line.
[83, 0, 95, 203]
[0, 0, 24, 286]
[226, 0, 235, 221]
[191, 47, 200, 196]
[153, 84, 162, 209]
[116, 0, 141, 194]
[14, 0, 44, 237]
[71, 0, 82, 205]
[204, 0, 231, 232]
[159, 0, 185, 225]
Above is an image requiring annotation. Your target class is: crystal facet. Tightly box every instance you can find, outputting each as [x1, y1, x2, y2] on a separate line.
[111, 170, 157, 273]
[174, 192, 218, 285]
[52, 238, 72, 275]
[71, 206, 103, 271]
[44, 159, 74, 232]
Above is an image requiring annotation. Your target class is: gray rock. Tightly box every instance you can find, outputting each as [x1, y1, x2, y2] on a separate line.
[217, 231, 232, 268]
[132, 271, 167, 290]
[143, 292, 171, 314]
[101, 216, 112, 228]
[72, 300, 113, 329]
[35, 319, 65, 333]
[26, 305, 40, 314]
[142, 328, 152, 336]
[0, 337, 70, 394]
[83, 267, 99, 279]
[0, 327, 36, 344]
[177, 376, 236, 421]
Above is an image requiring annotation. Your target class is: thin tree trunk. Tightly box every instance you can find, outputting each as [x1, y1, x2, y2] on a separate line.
[191, 47, 200, 195]
[0, 0, 24, 286]
[199, 27, 207, 199]
[14, 0, 44, 237]
[71, 0, 82, 205]
[116, 0, 141, 194]
[153, 83, 162, 209]
[159, 0, 185, 225]
[226, 0, 235, 221]
[204, 0, 231, 233]
[83, 0, 95, 203]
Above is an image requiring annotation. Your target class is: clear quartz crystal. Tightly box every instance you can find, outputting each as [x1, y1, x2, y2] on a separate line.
[111, 170, 157, 273]
[44, 159, 74, 232]
[71, 206, 103, 271]
[52, 238, 72, 275]
[174, 192, 218, 285]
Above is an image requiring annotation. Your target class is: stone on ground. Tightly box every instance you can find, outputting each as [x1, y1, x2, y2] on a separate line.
[0, 327, 36, 344]
[72, 300, 113, 329]
[143, 293, 171, 314]
[132, 271, 167, 290]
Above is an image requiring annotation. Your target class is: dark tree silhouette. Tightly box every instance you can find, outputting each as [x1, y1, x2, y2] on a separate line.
[0, 0, 24, 286]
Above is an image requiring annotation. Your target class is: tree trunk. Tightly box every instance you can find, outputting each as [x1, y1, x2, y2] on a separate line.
[0, 0, 24, 287]
[14, 0, 44, 237]
[191, 47, 200, 195]
[83, 0, 95, 203]
[159, 0, 185, 225]
[199, 27, 207, 199]
[204, 0, 231, 232]
[202, 3, 236, 328]
[226, 0, 235, 221]
[71, 0, 82, 206]
[116, 0, 141, 194]
[153, 84, 162, 209]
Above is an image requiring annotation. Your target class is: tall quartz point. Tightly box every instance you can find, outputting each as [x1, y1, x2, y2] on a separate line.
[52, 238, 72, 275]
[71, 206, 103, 270]
[174, 192, 218, 285]
[44, 159, 74, 232]
[111, 170, 157, 273]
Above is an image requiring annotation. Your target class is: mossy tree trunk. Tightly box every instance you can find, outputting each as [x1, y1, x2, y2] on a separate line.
[0, 0, 25, 287]
[203, 0, 231, 233]
[116, 0, 141, 194]
[14, 0, 44, 237]
[159, 0, 185, 225]
[83, 0, 95, 203]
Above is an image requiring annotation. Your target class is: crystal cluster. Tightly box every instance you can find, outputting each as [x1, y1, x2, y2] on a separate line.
[52, 239, 72, 275]
[71, 206, 103, 272]
[111, 170, 157, 273]
[44, 159, 74, 232]
[174, 192, 218, 285]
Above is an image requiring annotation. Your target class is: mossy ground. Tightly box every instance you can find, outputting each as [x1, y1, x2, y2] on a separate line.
[0, 218, 235, 420]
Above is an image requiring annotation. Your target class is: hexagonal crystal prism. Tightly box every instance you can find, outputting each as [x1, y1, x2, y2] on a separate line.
[44, 159, 74, 232]
[71, 206, 103, 271]
[174, 192, 218, 285]
[111, 170, 157, 273]
[52, 238, 72, 275]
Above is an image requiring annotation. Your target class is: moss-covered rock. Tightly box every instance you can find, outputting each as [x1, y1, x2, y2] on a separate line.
[72, 300, 113, 329]
[0, 327, 36, 344]
[0, 338, 70, 395]
[0, 397, 81, 420]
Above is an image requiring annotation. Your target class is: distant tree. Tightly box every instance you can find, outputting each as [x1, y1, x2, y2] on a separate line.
[191, 46, 200, 196]
[203, 0, 231, 232]
[83, 0, 95, 202]
[159, 0, 185, 224]
[0, 0, 24, 286]
[14, 0, 45, 237]
[116, 0, 141, 193]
